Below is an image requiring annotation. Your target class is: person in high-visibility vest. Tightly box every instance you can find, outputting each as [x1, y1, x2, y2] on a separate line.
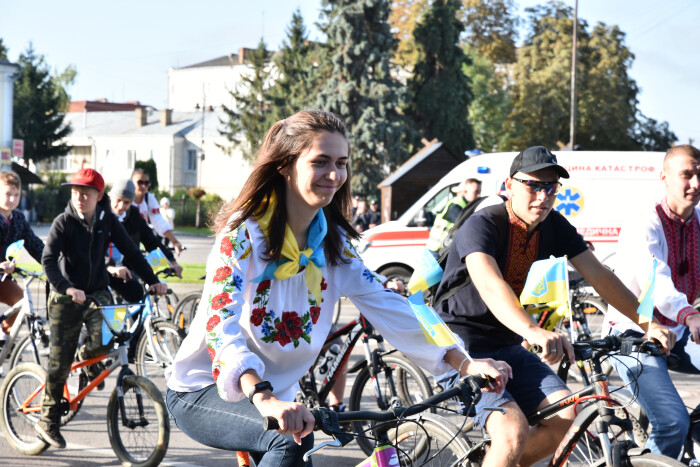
[426, 178, 481, 256]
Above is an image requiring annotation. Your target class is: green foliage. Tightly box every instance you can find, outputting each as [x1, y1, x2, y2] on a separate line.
[218, 38, 276, 162]
[134, 159, 159, 190]
[267, 10, 320, 119]
[405, 0, 475, 156]
[13, 43, 72, 164]
[32, 171, 71, 221]
[630, 114, 678, 151]
[317, 0, 412, 198]
[0, 39, 8, 60]
[460, 0, 520, 64]
[169, 190, 223, 227]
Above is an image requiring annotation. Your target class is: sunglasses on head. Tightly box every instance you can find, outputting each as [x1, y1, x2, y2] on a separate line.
[512, 177, 561, 196]
[136, 180, 151, 186]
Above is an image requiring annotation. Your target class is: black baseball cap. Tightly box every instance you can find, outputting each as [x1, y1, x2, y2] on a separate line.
[509, 146, 569, 179]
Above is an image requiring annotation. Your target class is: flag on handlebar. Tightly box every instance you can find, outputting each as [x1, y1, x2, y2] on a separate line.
[145, 248, 171, 272]
[520, 256, 569, 306]
[407, 248, 444, 295]
[5, 239, 24, 260]
[101, 305, 128, 345]
[408, 291, 459, 347]
[636, 257, 657, 324]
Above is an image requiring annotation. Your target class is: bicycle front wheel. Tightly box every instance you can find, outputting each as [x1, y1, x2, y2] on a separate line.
[134, 320, 183, 393]
[591, 452, 686, 466]
[171, 291, 201, 336]
[348, 353, 433, 456]
[0, 362, 49, 455]
[106, 375, 170, 467]
[391, 413, 479, 466]
[9, 331, 50, 369]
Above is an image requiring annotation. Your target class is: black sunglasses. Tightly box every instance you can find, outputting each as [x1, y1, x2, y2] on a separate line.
[136, 180, 151, 186]
[512, 177, 561, 196]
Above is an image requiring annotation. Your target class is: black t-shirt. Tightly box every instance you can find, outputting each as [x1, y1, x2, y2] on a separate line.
[436, 203, 588, 352]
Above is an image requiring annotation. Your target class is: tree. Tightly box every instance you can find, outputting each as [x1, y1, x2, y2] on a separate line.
[388, 0, 429, 68]
[267, 9, 319, 120]
[630, 113, 678, 151]
[317, 0, 411, 197]
[135, 159, 159, 190]
[503, 2, 676, 151]
[0, 39, 8, 60]
[460, 0, 520, 64]
[218, 38, 275, 162]
[405, 0, 475, 156]
[13, 44, 72, 164]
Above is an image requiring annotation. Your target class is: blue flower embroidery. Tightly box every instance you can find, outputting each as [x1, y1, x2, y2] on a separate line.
[221, 308, 236, 320]
[261, 322, 272, 336]
[305, 321, 313, 334]
[269, 309, 276, 320]
[362, 268, 374, 282]
[232, 274, 244, 291]
[209, 335, 223, 349]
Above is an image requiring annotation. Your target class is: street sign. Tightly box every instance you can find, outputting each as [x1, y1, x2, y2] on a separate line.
[0, 148, 10, 166]
[12, 139, 24, 158]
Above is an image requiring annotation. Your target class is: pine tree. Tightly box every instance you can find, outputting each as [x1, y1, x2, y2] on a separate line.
[13, 44, 72, 164]
[317, 0, 410, 198]
[268, 9, 318, 120]
[405, 0, 475, 156]
[218, 38, 275, 162]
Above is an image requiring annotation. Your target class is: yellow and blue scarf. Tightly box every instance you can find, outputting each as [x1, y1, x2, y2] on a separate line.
[252, 192, 327, 303]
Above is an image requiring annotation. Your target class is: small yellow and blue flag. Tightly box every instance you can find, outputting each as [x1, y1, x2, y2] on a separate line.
[637, 258, 657, 324]
[101, 305, 128, 345]
[145, 248, 171, 272]
[520, 256, 569, 306]
[5, 239, 24, 260]
[407, 248, 444, 295]
[407, 290, 459, 347]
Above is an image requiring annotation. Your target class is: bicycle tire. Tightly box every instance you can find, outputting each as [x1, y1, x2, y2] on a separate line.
[151, 290, 179, 321]
[391, 413, 477, 466]
[576, 295, 607, 339]
[107, 374, 169, 467]
[171, 290, 201, 336]
[590, 452, 686, 466]
[134, 320, 183, 393]
[348, 353, 433, 456]
[9, 330, 50, 369]
[0, 362, 50, 455]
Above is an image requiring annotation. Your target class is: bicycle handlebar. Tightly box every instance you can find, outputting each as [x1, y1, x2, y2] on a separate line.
[262, 375, 489, 436]
[530, 335, 663, 360]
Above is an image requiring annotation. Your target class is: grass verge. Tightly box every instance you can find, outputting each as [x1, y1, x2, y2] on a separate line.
[18, 262, 207, 284]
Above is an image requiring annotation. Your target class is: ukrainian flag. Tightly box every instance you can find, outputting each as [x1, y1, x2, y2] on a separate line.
[5, 239, 24, 260]
[407, 248, 444, 295]
[520, 256, 569, 306]
[101, 305, 128, 345]
[637, 258, 657, 324]
[145, 248, 171, 272]
[408, 291, 459, 347]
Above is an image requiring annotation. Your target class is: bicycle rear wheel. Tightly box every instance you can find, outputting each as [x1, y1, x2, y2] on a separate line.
[171, 291, 201, 336]
[0, 362, 49, 455]
[106, 375, 169, 467]
[134, 320, 183, 393]
[348, 353, 433, 456]
[591, 452, 685, 466]
[10, 331, 50, 368]
[391, 413, 478, 466]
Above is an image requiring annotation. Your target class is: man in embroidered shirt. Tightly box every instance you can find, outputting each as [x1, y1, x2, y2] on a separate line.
[434, 146, 674, 467]
[604, 144, 700, 458]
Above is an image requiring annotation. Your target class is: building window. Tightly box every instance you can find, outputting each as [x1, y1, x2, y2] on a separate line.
[186, 149, 197, 172]
[127, 150, 136, 168]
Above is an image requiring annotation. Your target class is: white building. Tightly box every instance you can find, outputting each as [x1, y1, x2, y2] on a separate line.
[53, 108, 251, 201]
[0, 60, 20, 155]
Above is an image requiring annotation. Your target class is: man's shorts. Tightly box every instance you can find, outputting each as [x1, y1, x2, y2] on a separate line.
[435, 344, 569, 428]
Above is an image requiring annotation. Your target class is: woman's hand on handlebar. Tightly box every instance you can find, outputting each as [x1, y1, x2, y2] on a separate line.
[646, 321, 676, 355]
[256, 396, 315, 445]
[0, 261, 15, 276]
[66, 287, 86, 304]
[462, 358, 511, 393]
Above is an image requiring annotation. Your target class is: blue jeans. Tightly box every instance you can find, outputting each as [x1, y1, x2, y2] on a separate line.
[166, 386, 314, 466]
[609, 328, 700, 458]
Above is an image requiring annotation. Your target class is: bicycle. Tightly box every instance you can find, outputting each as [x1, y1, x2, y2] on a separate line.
[680, 402, 700, 466]
[0, 294, 170, 466]
[295, 313, 433, 456]
[460, 336, 681, 466]
[0, 267, 51, 374]
[171, 286, 203, 336]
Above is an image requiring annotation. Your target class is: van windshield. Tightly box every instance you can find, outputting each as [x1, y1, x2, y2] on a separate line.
[409, 184, 458, 228]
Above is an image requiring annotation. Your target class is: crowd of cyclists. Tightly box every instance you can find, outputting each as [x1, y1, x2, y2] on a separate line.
[0, 109, 698, 467]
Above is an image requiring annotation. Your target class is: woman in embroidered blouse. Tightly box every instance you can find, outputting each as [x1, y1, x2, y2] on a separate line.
[166, 109, 509, 466]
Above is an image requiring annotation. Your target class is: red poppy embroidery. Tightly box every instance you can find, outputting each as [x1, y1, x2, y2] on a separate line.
[207, 346, 216, 360]
[213, 266, 232, 282]
[321, 278, 328, 290]
[256, 280, 271, 292]
[220, 237, 234, 256]
[251, 307, 266, 326]
[206, 315, 221, 332]
[310, 306, 321, 324]
[280, 311, 304, 339]
[211, 292, 232, 310]
[212, 367, 220, 382]
[274, 323, 292, 346]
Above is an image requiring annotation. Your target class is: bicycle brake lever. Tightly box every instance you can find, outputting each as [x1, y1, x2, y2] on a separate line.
[303, 439, 343, 463]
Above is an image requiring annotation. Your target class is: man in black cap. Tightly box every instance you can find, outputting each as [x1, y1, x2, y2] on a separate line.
[433, 146, 673, 467]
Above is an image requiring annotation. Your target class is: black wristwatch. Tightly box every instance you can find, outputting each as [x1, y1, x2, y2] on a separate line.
[247, 381, 274, 403]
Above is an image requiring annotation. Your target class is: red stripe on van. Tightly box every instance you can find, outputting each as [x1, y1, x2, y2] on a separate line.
[367, 230, 430, 242]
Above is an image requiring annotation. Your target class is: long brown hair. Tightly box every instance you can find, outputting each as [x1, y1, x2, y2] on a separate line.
[212, 109, 359, 265]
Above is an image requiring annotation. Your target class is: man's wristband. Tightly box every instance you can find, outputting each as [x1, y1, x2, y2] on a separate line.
[247, 381, 274, 404]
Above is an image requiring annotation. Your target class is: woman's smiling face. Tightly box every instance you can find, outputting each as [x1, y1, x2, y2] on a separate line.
[283, 130, 349, 212]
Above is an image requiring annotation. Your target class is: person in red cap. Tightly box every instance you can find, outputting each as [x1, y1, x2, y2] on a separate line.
[36, 168, 167, 449]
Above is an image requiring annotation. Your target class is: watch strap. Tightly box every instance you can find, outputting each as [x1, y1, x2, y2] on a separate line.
[247, 381, 274, 404]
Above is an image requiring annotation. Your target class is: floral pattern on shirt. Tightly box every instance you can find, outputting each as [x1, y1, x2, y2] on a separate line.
[250, 276, 325, 348]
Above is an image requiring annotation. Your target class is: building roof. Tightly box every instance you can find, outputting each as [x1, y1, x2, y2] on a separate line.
[180, 55, 239, 69]
[379, 141, 459, 187]
[68, 100, 150, 113]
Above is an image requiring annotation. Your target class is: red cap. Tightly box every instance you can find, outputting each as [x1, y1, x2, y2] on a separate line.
[62, 168, 105, 192]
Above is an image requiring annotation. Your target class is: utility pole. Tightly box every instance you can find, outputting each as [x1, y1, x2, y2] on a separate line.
[569, 0, 579, 150]
[197, 85, 206, 228]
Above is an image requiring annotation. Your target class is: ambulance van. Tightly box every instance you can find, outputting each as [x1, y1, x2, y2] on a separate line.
[356, 150, 666, 284]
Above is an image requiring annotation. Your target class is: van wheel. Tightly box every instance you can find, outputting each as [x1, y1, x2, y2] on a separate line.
[379, 266, 412, 296]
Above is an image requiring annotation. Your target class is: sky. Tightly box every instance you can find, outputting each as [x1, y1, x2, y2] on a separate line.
[1, 0, 698, 145]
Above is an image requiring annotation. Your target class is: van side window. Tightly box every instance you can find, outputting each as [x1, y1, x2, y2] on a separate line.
[408, 184, 458, 228]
